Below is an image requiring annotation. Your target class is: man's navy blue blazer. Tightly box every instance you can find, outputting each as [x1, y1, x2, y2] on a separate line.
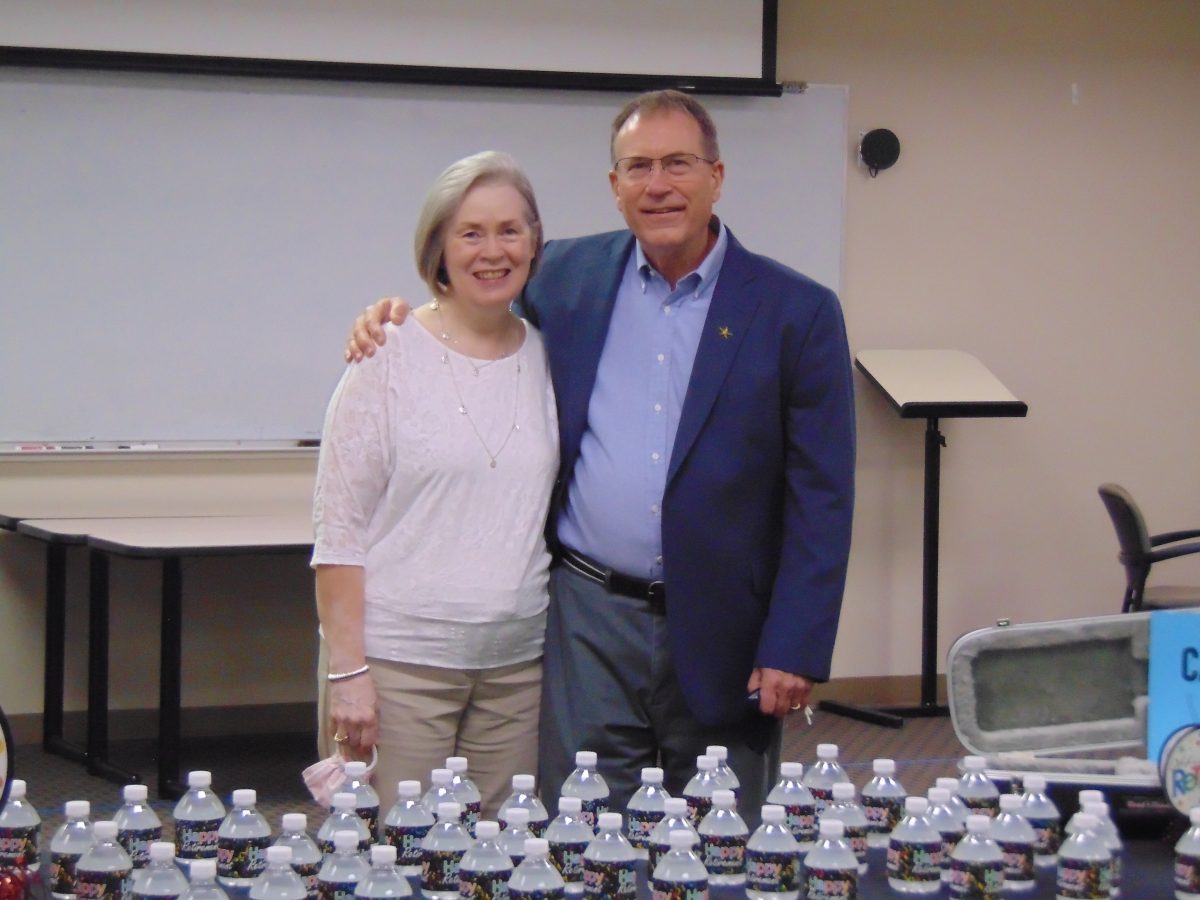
[519, 227, 856, 734]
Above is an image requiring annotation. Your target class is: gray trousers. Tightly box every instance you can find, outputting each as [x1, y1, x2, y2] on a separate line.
[538, 564, 781, 829]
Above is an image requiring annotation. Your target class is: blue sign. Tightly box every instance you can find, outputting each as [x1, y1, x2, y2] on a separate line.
[1149, 610, 1200, 812]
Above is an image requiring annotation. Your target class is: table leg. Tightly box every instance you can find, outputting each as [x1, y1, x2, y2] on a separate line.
[42, 543, 86, 762]
[158, 557, 185, 799]
[85, 548, 140, 785]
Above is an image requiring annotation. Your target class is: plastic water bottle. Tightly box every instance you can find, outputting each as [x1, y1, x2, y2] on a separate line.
[803, 818, 858, 900]
[990, 793, 1036, 892]
[50, 800, 94, 899]
[936, 777, 971, 821]
[706, 745, 741, 794]
[682, 756, 720, 827]
[458, 821, 513, 900]
[624, 767, 669, 860]
[381, 781, 433, 877]
[650, 831, 707, 900]
[765, 763, 816, 851]
[861, 758, 907, 849]
[217, 789, 272, 889]
[560, 752, 609, 832]
[420, 803, 471, 900]
[744, 805, 799, 900]
[925, 787, 966, 883]
[957, 756, 1000, 818]
[545, 797, 592, 897]
[341, 763, 381, 842]
[499, 775, 550, 838]
[133, 842, 191, 900]
[318, 831, 370, 900]
[697, 788, 747, 887]
[275, 814, 322, 900]
[886, 795, 942, 894]
[1056, 812, 1111, 900]
[1019, 774, 1062, 867]
[801, 745, 847, 814]
[174, 772, 226, 869]
[422, 770, 457, 817]
[0, 779, 42, 872]
[508, 838, 564, 900]
[114, 785, 163, 870]
[1174, 806, 1200, 899]
[353, 845, 409, 900]
[582, 812, 636, 900]
[822, 782, 867, 874]
[179, 860, 229, 900]
[647, 798, 698, 875]
[498, 808, 534, 869]
[76, 820, 133, 900]
[949, 814, 1004, 899]
[249, 846, 306, 900]
[1080, 800, 1123, 897]
[319, 794, 371, 857]
[445, 758, 482, 838]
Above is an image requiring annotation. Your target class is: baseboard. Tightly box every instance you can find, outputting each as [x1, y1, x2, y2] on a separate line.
[810, 674, 948, 708]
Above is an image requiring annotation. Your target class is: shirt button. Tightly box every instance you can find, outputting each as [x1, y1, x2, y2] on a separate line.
[650, 503, 660, 514]
[651, 452, 660, 461]
[655, 555, 664, 565]
[664, 306, 673, 316]
[654, 403, 663, 413]
[657, 353, 665, 363]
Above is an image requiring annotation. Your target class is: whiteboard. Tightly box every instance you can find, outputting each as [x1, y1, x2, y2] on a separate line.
[0, 69, 846, 446]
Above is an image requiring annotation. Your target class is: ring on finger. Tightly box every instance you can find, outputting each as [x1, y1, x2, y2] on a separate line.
[333, 731, 349, 743]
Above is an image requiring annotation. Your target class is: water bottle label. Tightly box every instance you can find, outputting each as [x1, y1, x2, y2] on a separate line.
[782, 802, 816, 843]
[583, 858, 637, 899]
[805, 865, 856, 899]
[938, 828, 966, 865]
[1176, 851, 1200, 893]
[1055, 856, 1111, 898]
[509, 887, 565, 900]
[745, 849, 798, 893]
[422, 849, 465, 892]
[962, 796, 999, 818]
[0, 825, 41, 867]
[1026, 817, 1062, 856]
[76, 866, 133, 900]
[699, 833, 745, 877]
[625, 809, 662, 850]
[118, 826, 162, 868]
[317, 878, 358, 900]
[548, 841, 587, 883]
[295, 861, 321, 897]
[683, 796, 712, 827]
[50, 850, 84, 895]
[355, 806, 380, 840]
[217, 834, 271, 879]
[996, 839, 1034, 882]
[649, 876, 707, 900]
[460, 867, 513, 900]
[887, 837, 943, 882]
[175, 817, 223, 859]
[949, 857, 1005, 897]
[843, 823, 868, 862]
[808, 787, 833, 813]
[578, 800, 607, 832]
[861, 795, 904, 835]
[384, 823, 431, 866]
[463, 802, 482, 837]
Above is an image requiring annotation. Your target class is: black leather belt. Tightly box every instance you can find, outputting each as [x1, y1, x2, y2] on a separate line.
[559, 547, 666, 613]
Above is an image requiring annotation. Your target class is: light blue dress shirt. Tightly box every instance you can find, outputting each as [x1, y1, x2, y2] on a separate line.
[556, 224, 729, 580]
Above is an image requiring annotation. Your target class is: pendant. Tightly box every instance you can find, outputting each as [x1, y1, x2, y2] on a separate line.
[441, 352, 449, 365]
[489, 459, 497, 469]
[458, 405, 467, 415]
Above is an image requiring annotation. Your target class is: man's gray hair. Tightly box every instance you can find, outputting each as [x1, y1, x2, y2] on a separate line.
[610, 90, 720, 164]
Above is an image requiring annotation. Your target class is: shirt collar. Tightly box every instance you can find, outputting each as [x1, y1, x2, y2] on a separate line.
[635, 216, 728, 300]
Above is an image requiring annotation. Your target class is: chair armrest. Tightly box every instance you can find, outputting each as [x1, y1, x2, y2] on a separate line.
[1147, 540, 1200, 563]
[1151, 529, 1200, 546]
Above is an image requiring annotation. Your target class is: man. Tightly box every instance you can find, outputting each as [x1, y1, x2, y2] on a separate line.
[346, 90, 855, 819]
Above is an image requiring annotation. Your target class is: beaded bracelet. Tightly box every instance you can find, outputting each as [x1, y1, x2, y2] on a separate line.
[327, 663, 371, 683]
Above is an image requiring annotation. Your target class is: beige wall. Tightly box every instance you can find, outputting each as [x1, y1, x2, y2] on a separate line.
[2, 2, 1198, 723]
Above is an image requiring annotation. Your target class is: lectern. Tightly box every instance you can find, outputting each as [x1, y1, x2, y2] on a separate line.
[821, 350, 1028, 728]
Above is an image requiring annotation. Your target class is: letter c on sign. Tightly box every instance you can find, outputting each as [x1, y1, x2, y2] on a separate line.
[1183, 647, 1200, 681]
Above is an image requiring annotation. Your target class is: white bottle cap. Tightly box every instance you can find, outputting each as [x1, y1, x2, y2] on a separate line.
[476, 821, 500, 839]
[575, 751, 598, 767]
[233, 789, 256, 807]
[1072, 813, 1098, 832]
[819, 818, 845, 839]
[1078, 789, 1104, 806]
[437, 802, 462, 822]
[832, 782, 855, 801]
[282, 813, 307, 831]
[712, 789, 735, 809]
[558, 796, 582, 814]
[370, 844, 398, 866]
[332, 792, 356, 810]
[524, 837, 549, 856]
[344, 761, 367, 778]
[430, 768, 452, 785]
[963, 756, 986, 772]
[816, 744, 839, 760]
[446, 757, 469, 774]
[927, 788, 950, 804]
[187, 771, 212, 788]
[1023, 774, 1047, 792]
[668, 830, 697, 849]
[999, 794, 1023, 812]
[149, 842, 175, 862]
[706, 745, 728, 762]
[267, 846, 292, 866]
[513, 774, 536, 791]
[597, 812, 622, 831]
[761, 804, 785, 824]
[966, 814, 991, 834]
[936, 777, 960, 792]
[779, 762, 803, 778]
[93, 821, 118, 841]
[334, 830, 360, 852]
[123, 784, 149, 803]
[1191, 807, 1200, 826]
[65, 800, 90, 818]
[397, 780, 421, 799]
[1082, 800, 1110, 819]
[641, 767, 664, 785]
[9, 780, 26, 799]
[663, 798, 688, 816]
[873, 758, 896, 775]
[696, 755, 716, 771]
[190, 859, 217, 881]
[505, 808, 530, 826]
[905, 796, 929, 815]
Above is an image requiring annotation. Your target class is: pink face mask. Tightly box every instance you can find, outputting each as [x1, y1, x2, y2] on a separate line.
[302, 745, 378, 806]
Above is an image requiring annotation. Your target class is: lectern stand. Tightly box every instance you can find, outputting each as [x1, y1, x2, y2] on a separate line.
[821, 350, 1028, 728]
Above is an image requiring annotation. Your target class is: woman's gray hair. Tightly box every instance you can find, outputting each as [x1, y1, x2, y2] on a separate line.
[414, 151, 544, 297]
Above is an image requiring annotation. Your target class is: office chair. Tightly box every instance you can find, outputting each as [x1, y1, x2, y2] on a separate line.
[1098, 483, 1200, 612]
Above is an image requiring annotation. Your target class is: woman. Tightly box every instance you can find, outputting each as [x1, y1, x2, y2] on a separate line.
[311, 151, 558, 817]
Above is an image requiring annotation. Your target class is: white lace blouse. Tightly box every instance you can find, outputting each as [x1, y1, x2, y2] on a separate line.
[311, 318, 559, 669]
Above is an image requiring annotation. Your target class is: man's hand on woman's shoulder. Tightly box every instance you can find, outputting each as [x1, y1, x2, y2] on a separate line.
[345, 296, 413, 362]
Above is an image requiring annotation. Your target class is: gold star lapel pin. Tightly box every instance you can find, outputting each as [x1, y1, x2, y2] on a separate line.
[718, 326, 732, 339]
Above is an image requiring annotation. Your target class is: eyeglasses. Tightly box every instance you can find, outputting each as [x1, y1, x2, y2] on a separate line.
[612, 153, 717, 181]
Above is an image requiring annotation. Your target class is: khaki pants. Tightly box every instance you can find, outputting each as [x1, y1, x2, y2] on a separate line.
[318, 642, 541, 820]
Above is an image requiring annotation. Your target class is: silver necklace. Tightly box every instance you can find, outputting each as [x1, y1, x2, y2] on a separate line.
[431, 297, 510, 376]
